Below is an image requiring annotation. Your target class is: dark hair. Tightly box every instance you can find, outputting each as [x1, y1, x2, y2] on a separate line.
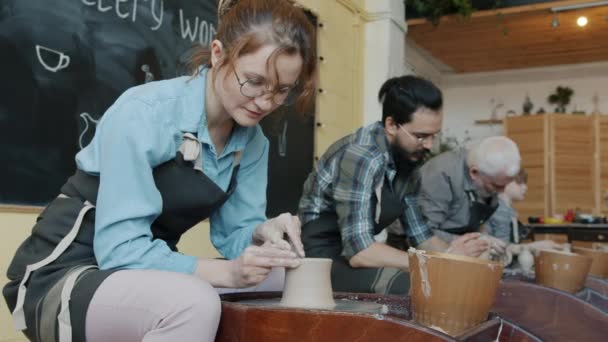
[187, 0, 316, 114]
[378, 75, 443, 125]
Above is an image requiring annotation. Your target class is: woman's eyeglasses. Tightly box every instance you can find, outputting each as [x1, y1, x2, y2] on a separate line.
[234, 69, 299, 106]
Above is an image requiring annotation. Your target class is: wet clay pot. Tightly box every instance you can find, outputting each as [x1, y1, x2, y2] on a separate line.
[572, 246, 608, 278]
[535, 249, 593, 293]
[280, 258, 336, 309]
[407, 249, 504, 336]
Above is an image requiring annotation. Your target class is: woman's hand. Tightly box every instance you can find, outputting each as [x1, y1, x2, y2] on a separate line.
[228, 242, 301, 288]
[253, 213, 305, 257]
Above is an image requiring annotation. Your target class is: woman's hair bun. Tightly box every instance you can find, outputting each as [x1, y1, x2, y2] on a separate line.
[217, 0, 239, 20]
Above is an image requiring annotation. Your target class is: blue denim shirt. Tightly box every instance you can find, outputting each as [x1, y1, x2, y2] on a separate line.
[75, 69, 269, 274]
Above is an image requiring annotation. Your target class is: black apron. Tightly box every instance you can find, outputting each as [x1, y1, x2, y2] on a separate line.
[442, 190, 498, 235]
[3, 134, 241, 342]
[302, 178, 410, 295]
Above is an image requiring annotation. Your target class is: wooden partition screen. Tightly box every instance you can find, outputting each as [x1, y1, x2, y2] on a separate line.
[550, 114, 596, 214]
[504, 115, 550, 220]
[505, 113, 605, 220]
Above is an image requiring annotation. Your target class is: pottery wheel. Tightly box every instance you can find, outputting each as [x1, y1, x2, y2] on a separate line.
[236, 298, 388, 314]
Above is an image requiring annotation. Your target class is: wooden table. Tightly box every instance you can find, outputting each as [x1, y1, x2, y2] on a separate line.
[217, 281, 608, 342]
[528, 223, 608, 243]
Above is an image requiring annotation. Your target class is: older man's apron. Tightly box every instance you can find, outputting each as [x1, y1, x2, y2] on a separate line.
[442, 190, 498, 235]
[3, 133, 241, 342]
[302, 178, 410, 295]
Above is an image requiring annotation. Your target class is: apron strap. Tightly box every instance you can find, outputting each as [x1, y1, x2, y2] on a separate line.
[57, 265, 98, 342]
[374, 181, 382, 225]
[179, 133, 204, 172]
[179, 133, 243, 171]
[12, 198, 95, 331]
[512, 216, 519, 243]
[233, 150, 242, 166]
[466, 190, 476, 204]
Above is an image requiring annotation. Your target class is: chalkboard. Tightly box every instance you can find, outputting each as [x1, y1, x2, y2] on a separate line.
[0, 0, 315, 215]
[262, 10, 317, 217]
[261, 111, 315, 217]
[0, 0, 218, 205]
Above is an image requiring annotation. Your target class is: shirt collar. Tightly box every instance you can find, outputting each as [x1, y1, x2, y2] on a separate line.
[180, 68, 250, 158]
[370, 121, 395, 168]
[460, 148, 476, 192]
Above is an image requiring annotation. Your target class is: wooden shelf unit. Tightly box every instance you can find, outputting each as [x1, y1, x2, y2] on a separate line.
[504, 113, 606, 220]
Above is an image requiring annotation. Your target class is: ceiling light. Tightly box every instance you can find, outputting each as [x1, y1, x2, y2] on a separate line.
[552, 1, 608, 12]
[550, 1, 607, 27]
[577, 16, 589, 26]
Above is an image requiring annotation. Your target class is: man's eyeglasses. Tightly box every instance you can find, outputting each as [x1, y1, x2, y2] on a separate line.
[399, 125, 439, 145]
[234, 69, 299, 106]
[478, 172, 510, 192]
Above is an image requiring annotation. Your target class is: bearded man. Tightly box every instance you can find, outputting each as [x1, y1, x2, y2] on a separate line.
[297, 76, 488, 295]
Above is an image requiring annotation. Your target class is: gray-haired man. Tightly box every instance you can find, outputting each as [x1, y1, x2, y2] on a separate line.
[418, 136, 521, 252]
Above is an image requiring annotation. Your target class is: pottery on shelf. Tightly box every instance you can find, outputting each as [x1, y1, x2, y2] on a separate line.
[522, 95, 534, 115]
[572, 246, 608, 278]
[535, 249, 592, 293]
[280, 258, 336, 310]
[408, 248, 503, 337]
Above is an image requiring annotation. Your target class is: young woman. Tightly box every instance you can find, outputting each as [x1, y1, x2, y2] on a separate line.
[3, 0, 316, 341]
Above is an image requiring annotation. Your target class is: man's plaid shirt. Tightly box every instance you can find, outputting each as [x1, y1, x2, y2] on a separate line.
[298, 121, 433, 258]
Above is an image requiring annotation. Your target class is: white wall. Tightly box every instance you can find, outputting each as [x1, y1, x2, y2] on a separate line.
[361, 0, 407, 124]
[404, 38, 445, 87]
[406, 38, 608, 144]
[441, 62, 608, 143]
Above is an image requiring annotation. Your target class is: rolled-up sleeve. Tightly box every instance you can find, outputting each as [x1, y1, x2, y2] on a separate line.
[402, 194, 434, 246]
[333, 145, 384, 258]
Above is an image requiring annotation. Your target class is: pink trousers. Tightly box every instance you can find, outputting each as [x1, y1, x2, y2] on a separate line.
[85, 268, 285, 342]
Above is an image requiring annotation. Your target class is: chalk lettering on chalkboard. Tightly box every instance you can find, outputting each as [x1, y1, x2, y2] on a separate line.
[79, 113, 99, 149]
[179, 9, 217, 45]
[141, 64, 155, 83]
[0, 0, 234, 206]
[150, 0, 164, 30]
[35, 45, 71, 73]
[82, 0, 164, 31]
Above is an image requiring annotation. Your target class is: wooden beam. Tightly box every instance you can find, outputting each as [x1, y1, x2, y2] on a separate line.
[407, 0, 594, 26]
[407, 4, 608, 73]
[0, 205, 44, 214]
[474, 119, 503, 125]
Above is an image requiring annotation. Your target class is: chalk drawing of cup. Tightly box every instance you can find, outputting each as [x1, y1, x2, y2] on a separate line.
[36, 45, 71, 72]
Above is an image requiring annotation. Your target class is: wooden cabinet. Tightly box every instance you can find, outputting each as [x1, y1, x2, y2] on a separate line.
[504, 113, 606, 220]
